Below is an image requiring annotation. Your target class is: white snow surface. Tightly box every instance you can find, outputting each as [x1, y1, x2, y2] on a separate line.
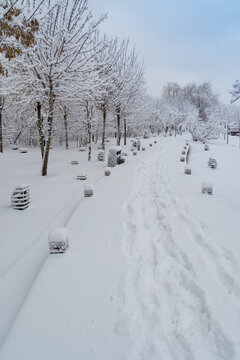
[84, 183, 94, 191]
[1, 135, 240, 359]
[109, 145, 123, 153]
[48, 227, 68, 242]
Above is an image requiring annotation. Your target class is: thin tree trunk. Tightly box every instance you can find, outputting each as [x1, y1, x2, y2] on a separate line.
[0, 95, 4, 153]
[88, 144, 91, 161]
[36, 102, 45, 159]
[87, 102, 92, 161]
[124, 118, 127, 145]
[14, 126, 27, 144]
[102, 107, 106, 150]
[14, 131, 22, 144]
[116, 106, 121, 146]
[0, 108, 3, 153]
[64, 105, 68, 150]
[42, 79, 54, 176]
[127, 126, 131, 138]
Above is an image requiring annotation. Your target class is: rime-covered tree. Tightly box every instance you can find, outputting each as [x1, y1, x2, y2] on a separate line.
[230, 80, 240, 104]
[181, 82, 218, 122]
[109, 40, 145, 145]
[0, 0, 54, 76]
[13, 0, 106, 175]
[0, 0, 51, 152]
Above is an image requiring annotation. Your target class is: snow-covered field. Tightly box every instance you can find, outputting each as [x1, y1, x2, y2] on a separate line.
[1, 135, 240, 359]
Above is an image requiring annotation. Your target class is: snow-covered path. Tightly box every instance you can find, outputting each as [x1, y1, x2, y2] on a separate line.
[121, 141, 240, 359]
[1, 137, 240, 359]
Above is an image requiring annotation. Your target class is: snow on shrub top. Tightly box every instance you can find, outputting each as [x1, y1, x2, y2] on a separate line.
[49, 227, 68, 242]
[109, 146, 122, 153]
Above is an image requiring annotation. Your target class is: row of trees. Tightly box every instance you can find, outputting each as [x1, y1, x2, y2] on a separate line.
[0, 1, 237, 176]
[0, 0, 151, 175]
[152, 82, 239, 142]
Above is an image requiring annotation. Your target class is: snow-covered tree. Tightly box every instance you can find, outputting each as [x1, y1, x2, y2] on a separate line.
[154, 81, 224, 142]
[108, 40, 145, 146]
[182, 82, 218, 122]
[13, 0, 106, 175]
[92, 37, 121, 150]
[230, 80, 240, 104]
[0, 0, 54, 75]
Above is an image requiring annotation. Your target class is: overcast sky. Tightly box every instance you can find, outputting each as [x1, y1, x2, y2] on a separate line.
[88, 0, 240, 103]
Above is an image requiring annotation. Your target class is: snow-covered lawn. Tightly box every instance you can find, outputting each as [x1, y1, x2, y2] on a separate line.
[0, 139, 138, 347]
[1, 135, 240, 359]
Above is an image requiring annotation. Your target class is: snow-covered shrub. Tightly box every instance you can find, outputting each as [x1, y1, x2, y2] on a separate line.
[184, 166, 191, 175]
[108, 146, 122, 167]
[104, 167, 111, 176]
[77, 172, 87, 180]
[48, 227, 69, 254]
[11, 184, 30, 210]
[208, 158, 217, 168]
[97, 151, 105, 161]
[84, 184, 94, 197]
[19, 148, 28, 153]
[202, 182, 213, 195]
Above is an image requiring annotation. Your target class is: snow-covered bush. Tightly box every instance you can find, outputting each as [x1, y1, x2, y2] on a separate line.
[48, 227, 69, 254]
[84, 184, 94, 197]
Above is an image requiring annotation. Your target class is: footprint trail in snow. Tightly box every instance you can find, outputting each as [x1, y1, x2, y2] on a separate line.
[120, 142, 239, 360]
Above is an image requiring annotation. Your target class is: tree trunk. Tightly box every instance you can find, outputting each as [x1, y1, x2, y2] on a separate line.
[95, 131, 98, 144]
[0, 95, 4, 153]
[127, 126, 131, 138]
[64, 105, 69, 150]
[124, 118, 127, 145]
[36, 102, 45, 159]
[102, 107, 106, 150]
[88, 144, 91, 161]
[14, 127, 26, 144]
[116, 106, 121, 146]
[42, 79, 54, 176]
[87, 102, 92, 161]
[0, 108, 3, 153]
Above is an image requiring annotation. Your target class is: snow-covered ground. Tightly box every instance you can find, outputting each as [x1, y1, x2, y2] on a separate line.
[1, 135, 240, 359]
[0, 139, 138, 348]
[121, 137, 240, 359]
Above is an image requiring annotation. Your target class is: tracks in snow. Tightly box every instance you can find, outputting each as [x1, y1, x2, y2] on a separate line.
[121, 142, 238, 360]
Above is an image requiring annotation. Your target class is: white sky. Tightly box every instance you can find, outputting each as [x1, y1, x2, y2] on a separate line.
[88, 0, 240, 103]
